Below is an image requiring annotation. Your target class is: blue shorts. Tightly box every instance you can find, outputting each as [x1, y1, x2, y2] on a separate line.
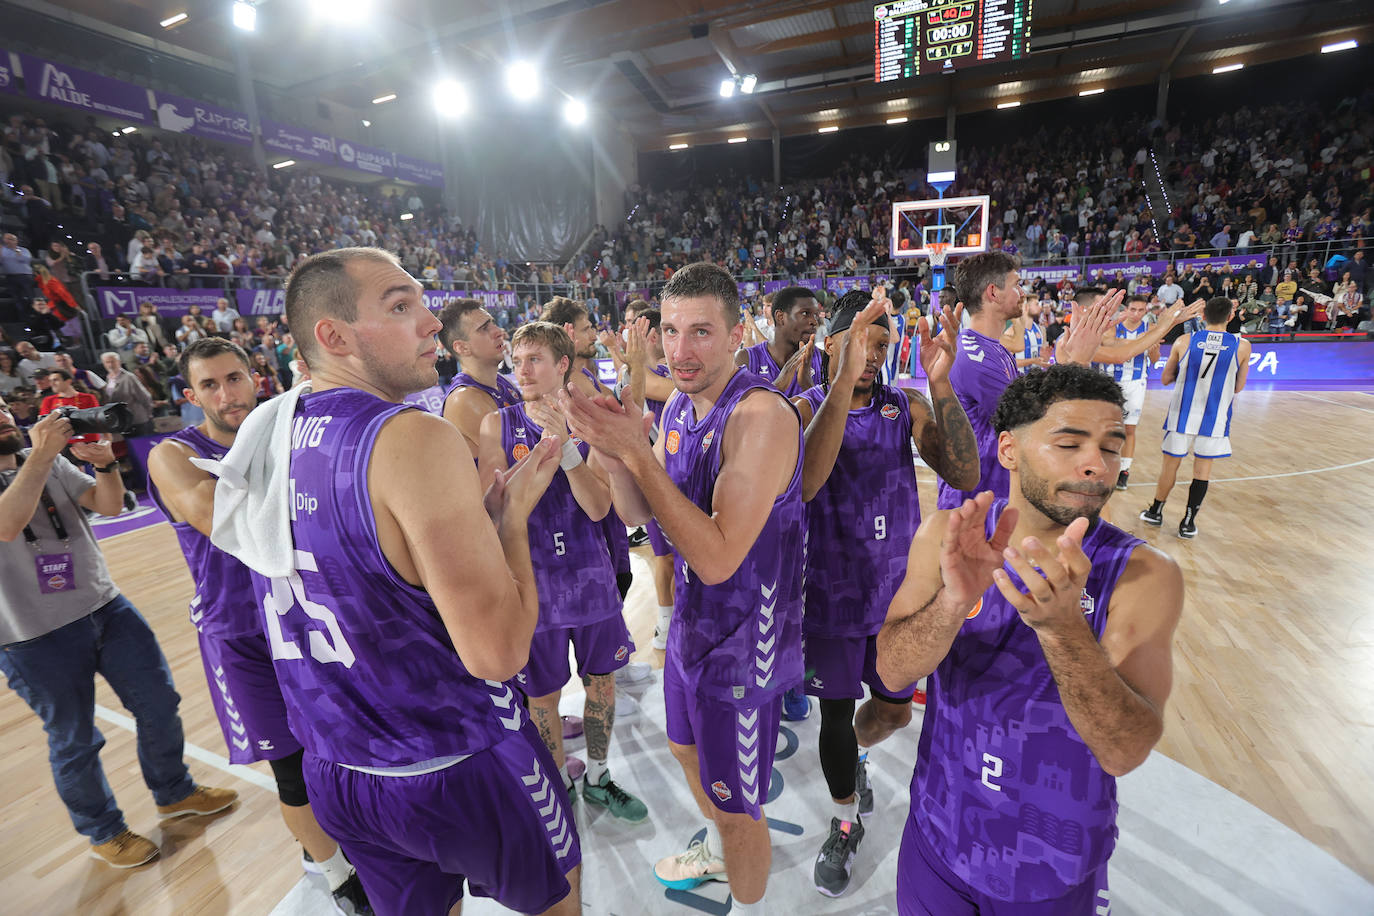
[663, 654, 780, 819]
[521, 615, 634, 698]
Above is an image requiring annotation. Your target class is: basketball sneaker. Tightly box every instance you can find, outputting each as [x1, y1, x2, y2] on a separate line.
[156, 784, 238, 819]
[330, 872, 375, 916]
[1115, 470, 1130, 491]
[1178, 508, 1198, 539]
[627, 526, 650, 548]
[582, 773, 648, 823]
[783, 686, 811, 721]
[1139, 503, 1164, 526]
[615, 661, 652, 685]
[653, 838, 728, 889]
[855, 754, 874, 817]
[89, 830, 158, 868]
[813, 817, 865, 897]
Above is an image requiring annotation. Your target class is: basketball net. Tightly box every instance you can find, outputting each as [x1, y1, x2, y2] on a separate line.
[928, 242, 950, 270]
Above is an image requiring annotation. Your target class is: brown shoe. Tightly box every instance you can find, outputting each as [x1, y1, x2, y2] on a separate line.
[90, 830, 159, 868]
[156, 785, 238, 820]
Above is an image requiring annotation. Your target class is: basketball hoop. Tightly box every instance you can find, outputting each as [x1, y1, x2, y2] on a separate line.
[928, 242, 950, 269]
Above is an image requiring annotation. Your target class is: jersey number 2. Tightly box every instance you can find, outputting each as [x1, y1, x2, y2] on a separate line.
[264, 549, 357, 668]
[981, 752, 1003, 792]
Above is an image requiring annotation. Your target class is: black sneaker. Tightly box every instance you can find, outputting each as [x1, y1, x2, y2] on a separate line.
[855, 756, 874, 817]
[1139, 504, 1163, 526]
[1115, 470, 1130, 491]
[1178, 508, 1198, 539]
[627, 526, 650, 547]
[813, 816, 865, 897]
[331, 872, 375, 916]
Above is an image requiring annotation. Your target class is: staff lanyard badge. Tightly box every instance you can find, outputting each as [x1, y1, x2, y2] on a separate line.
[1, 456, 76, 593]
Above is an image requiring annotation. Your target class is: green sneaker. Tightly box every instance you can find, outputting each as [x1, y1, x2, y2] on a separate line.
[582, 773, 648, 823]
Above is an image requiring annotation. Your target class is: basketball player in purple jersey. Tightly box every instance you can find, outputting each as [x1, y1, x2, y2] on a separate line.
[734, 285, 824, 398]
[477, 321, 647, 822]
[543, 297, 637, 601]
[792, 291, 979, 897]
[564, 262, 804, 915]
[220, 248, 580, 916]
[438, 299, 521, 456]
[622, 308, 677, 649]
[147, 338, 372, 914]
[878, 365, 1184, 914]
[939, 252, 1197, 511]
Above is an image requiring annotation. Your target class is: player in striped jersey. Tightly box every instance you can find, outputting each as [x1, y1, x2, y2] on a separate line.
[1000, 294, 1050, 374]
[1093, 295, 1159, 491]
[1141, 297, 1251, 539]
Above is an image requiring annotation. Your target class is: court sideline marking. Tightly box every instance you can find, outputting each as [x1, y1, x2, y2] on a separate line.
[94, 702, 277, 793]
[1297, 391, 1374, 414]
[1125, 455, 1374, 487]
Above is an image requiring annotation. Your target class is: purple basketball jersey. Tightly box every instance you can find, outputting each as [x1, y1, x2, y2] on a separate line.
[255, 388, 528, 767]
[797, 383, 920, 637]
[445, 371, 522, 410]
[909, 499, 1142, 902]
[937, 328, 1018, 510]
[645, 363, 672, 428]
[661, 368, 804, 707]
[742, 341, 825, 398]
[498, 403, 620, 629]
[148, 427, 260, 639]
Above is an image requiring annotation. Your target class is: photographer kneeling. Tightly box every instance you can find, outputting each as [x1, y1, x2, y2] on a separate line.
[0, 402, 237, 868]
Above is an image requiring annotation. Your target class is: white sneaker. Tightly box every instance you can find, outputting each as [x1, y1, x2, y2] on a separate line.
[615, 692, 638, 716]
[652, 611, 672, 650]
[615, 661, 652, 685]
[653, 838, 728, 890]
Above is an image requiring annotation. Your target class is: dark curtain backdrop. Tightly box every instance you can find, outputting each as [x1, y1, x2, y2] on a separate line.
[445, 119, 595, 263]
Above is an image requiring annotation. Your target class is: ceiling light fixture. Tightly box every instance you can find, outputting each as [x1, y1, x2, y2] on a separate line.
[727, 136, 747, 144]
[272, 160, 296, 169]
[886, 116, 908, 124]
[818, 126, 839, 134]
[1212, 63, 1243, 73]
[1079, 88, 1105, 96]
[669, 143, 689, 150]
[740, 74, 758, 94]
[160, 12, 188, 28]
[997, 100, 1021, 109]
[231, 1, 256, 31]
[719, 78, 736, 98]
[1322, 40, 1357, 53]
[372, 93, 397, 105]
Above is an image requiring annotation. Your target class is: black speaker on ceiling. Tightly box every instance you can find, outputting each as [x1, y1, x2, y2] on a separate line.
[690, 23, 709, 39]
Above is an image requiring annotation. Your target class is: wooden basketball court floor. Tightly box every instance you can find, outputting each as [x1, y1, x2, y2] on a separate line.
[2, 388, 1372, 915]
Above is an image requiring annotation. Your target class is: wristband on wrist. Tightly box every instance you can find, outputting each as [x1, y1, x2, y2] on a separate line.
[559, 438, 583, 471]
[95, 462, 119, 474]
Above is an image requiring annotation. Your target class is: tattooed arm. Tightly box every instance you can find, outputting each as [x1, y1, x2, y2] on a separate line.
[907, 315, 979, 491]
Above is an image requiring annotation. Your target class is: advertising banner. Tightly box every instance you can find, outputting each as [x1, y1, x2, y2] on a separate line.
[424, 289, 518, 312]
[826, 276, 872, 293]
[0, 50, 17, 96]
[152, 91, 252, 146]
[261, 119, 336, 164]
[19, 53, 149, 123]
[95, 287, 221, 319]
[336, 140, 397, 179]
[394, 153, 445, 188]
[763, 277, 824, 295]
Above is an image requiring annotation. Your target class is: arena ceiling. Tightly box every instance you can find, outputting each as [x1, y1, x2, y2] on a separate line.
[22, 0, 1374, 149]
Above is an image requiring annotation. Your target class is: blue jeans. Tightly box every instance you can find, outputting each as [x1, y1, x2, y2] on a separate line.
[0, 595, 194, 844]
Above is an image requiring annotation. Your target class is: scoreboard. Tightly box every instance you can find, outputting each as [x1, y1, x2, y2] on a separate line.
[874, 0, 1032, 82]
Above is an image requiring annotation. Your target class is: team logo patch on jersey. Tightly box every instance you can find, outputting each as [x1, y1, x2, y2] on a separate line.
[711, 780, 733, 802]
[965, 597, 984, 619]
[701, 429, 715, 451]
[512, 444, 530, 461]
[666, 430, 681, 454]
[1080, 589, 1095, 615]
[615, 645, 628, 661]
[881, 403, 900, 420]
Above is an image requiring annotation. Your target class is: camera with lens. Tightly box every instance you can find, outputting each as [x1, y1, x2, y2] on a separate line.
[45, 403, 135, 436]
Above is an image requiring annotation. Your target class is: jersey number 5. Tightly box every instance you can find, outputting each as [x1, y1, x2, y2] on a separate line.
[264, 549, 357, 668]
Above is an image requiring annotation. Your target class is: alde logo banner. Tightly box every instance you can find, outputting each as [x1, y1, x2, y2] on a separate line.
[152, 91, 252, 146]
[19, 53, 150, 123]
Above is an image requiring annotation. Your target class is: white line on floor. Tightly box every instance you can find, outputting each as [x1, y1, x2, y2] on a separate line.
[94, 703, 277, 793]
[1297, 392, 1374, 414]
[1126, 455, 1374, 487]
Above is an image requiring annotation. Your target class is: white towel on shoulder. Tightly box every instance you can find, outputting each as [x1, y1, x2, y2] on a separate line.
[189, 382, 309, 579]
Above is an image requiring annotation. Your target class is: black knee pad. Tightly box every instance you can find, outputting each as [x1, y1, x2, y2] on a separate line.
[269, 748, 310, 807]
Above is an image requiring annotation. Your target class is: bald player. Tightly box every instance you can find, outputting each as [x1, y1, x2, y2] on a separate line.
[879, 365, 1183, 915]
[564, 262, 803, 915]
[217, 247, 580, 916]
[438, 298, 521, 455]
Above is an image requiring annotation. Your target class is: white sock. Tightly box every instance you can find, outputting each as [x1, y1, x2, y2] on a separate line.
[834, 798, 859, 823]
[585, 757, 608, 786]
[658, 604, 673, 622]
[317, 845, 352, 893]
[730, 898, 764, 914]
[1122, 456, 1134, 472]
[558, 763, 572, 790]
[705, 821, 724, 858]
